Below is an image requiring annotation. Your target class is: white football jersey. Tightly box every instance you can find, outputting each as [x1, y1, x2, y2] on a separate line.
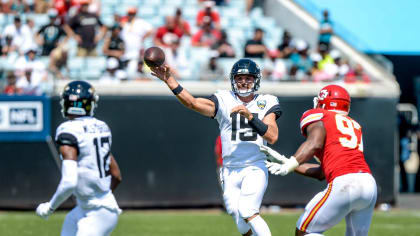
[55, 116, 120, 212]
[213, 90, 281, 167]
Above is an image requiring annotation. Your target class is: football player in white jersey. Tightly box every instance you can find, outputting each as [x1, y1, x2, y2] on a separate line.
[151, 58, 282, 236]
[36, 80, 122, 236]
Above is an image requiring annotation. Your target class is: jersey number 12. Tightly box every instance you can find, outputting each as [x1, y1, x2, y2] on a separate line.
[93, 137, 111, 178]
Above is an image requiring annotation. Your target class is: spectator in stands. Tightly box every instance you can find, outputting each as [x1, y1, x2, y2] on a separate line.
[317, 44, 334, 70]
[344, 64, 371, 83]
[99, 57, 127, 84]
[2, 16, 35, 54]
[331, 51, 350, 77]
[64, 0, 106, 57]
[311, 53, 333, 82]
[10, 0, 28, 14]
[102, 24, 125, 64]
[120, 7, 154, 65]
[15, 47, 49, 95]
[0, 0, 13, 13]
[211, 30, 235, 58]
[53, 0, 72, 24]
[199, 56, 224, 80]
[244, 28, 267, 58]
[49, 44, 69, 79]
[321, 49, 349, 79]
[34, 0, 49, 13]
[289, 39, 312, 74]
[26, 0, 35, 12]
[174, 8, 191, 37]
[277, 30, 293, 58]
[127, 59, 153, 81]
[154, 16, 184, 48]
[1, 35, 15, 56]
[196, 0, 221, 30]
[263, 50, 288, 81]
[3, 71, 22, 95]
[191, 20, 221, 47]
[113, 13, 121, 24]
[165, 38, 192, 80]
[319, 9, 334, 50]
[87, 0, 100, 15]
[36, 8, 67, 56]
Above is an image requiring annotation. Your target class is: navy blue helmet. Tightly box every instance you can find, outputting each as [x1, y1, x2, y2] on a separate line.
[60, 80, 98, 117]
[229, 58, 261, 97]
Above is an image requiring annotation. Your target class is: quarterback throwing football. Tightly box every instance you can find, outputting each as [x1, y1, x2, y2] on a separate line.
[36, 81, 122, 236]
[151, 59, 282, 236]
[262, 85, 377, 236]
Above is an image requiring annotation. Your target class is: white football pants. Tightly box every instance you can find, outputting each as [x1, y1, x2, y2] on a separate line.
[221, 161, 268, 234]
[61, 206, 119, 236]
[297, 173, 377, 236]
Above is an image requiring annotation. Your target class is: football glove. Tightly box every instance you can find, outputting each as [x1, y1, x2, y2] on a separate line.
[267, 156, 299, 176]
[265, 161, 284, 175]
[260, 145, 288, 164]
[36, 202, 54, 220]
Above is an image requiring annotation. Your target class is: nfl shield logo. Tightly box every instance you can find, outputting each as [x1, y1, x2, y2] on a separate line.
[257, 100, 266, 109]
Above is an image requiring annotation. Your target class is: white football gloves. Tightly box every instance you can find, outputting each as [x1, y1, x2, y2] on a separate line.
[36, 202, 54, 220]
[260, 145, 300, 176]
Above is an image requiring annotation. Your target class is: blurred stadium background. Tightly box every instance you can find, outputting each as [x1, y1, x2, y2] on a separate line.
[0, 0, 419, 235]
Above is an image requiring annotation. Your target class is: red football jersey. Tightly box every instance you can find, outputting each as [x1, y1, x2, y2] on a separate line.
[300, 108, 371, 183]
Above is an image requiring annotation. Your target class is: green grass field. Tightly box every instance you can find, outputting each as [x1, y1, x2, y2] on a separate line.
[1, 209, 419, 235]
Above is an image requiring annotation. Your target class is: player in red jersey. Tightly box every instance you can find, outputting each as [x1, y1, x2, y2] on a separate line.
[261, 84, 377, 236]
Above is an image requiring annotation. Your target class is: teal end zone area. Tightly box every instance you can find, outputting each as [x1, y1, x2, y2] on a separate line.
[295, 0, 420, 55]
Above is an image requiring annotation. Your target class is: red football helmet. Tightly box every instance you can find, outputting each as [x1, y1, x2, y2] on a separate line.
[313, 85, 351, 114]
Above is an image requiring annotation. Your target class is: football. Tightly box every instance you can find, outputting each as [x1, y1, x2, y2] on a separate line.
[144, 46, 165, 67]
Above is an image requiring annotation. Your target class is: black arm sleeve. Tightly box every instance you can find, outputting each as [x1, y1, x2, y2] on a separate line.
[265, 104, 282, 120]
[56, 133, 79, 153]
[208, 95, 219, 119]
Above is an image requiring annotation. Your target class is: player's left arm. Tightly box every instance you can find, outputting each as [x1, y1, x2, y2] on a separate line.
[265, 121, 326, 176]
[231, 105, 278, 144]
[36, 145, 78, 219]
[109, 153, 122, 192]
[294, 163, 325, 181]
[293, 121, 326, 164]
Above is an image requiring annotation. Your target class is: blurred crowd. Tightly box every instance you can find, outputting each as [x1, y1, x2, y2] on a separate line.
[0, 0, 372, 96]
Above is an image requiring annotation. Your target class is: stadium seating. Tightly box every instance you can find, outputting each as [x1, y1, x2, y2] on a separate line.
[0, 0, 286, 82]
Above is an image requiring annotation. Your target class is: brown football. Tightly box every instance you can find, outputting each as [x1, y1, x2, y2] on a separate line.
[144, 46, 165, 67]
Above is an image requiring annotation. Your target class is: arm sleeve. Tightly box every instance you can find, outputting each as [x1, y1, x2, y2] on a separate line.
[265, 104, 282, 120]
[208, 94, 219, 119]
[56, 132, 79, 154]
[49, 160, 78, 210]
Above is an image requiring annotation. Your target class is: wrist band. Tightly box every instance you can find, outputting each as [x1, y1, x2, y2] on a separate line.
[172, 85, 183, 95]
[248, 116, 268, 136]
